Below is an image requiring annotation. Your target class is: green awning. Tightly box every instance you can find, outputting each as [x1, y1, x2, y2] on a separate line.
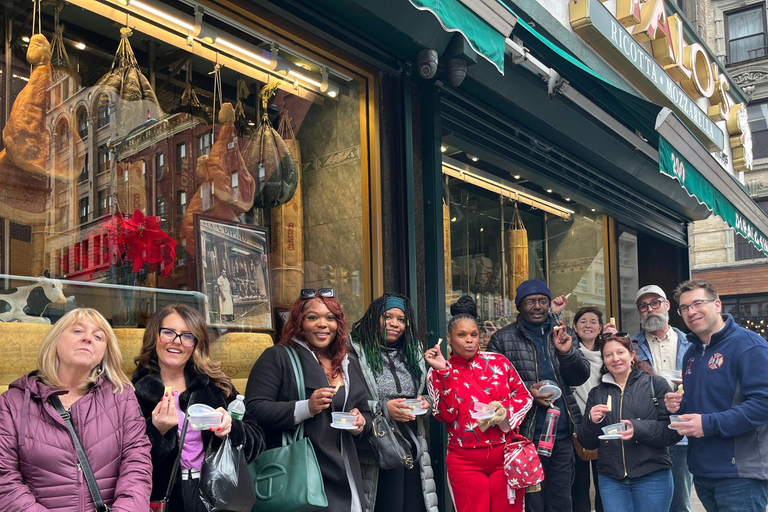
[408, 0, 506, 73]
[510, 16, 664, 146]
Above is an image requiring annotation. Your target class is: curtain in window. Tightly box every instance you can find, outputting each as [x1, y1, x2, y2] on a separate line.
[728, 9, 766, 63]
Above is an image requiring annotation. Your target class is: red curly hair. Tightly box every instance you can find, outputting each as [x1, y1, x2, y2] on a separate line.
[280, 296, 348, 378]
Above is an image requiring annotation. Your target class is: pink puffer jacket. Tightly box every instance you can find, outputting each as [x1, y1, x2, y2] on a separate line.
[0, 372, 152, 511]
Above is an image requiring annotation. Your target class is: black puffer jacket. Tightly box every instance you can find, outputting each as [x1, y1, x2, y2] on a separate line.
[578, 368, 682, 480]
[487, 315, 589, 439]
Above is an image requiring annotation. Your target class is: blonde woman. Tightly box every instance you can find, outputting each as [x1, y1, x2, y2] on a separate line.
[132, 304, 264, 512]
[0, 308, 153, 511]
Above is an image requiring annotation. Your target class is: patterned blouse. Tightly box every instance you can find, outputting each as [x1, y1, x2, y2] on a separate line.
[428, 352, 532, 449]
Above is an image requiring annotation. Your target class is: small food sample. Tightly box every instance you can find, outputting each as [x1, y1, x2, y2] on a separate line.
[340, 418, 346, 423]
[164, 386, 172, 395]
[608, 429, 618, 434]
[553, 325, 561, 332]
[610, 317, 616, 325]
[437, 337, 443, 347]
[607, 395, 612, 411]
[678, 384, 684, 394]
[334, 382, 342, 393]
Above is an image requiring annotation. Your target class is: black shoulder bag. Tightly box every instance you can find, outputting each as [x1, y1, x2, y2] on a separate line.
[150, 414, 190, 512]
[369, 401, 422, 470]
[50, 395, 111, 512]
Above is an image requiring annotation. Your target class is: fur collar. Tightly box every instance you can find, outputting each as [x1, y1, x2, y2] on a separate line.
[132, 362, 218, 409]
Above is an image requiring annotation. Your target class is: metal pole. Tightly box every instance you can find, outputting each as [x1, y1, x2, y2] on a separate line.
[500, 196, 506, 300]
[544, 213, 550, 287]
[4, 5, 12, 278]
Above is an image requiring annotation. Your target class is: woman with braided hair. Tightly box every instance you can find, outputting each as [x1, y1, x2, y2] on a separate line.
[349, 294, 438, 512]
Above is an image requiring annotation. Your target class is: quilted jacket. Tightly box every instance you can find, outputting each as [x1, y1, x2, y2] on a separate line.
[0, 372, 152, 512]
[487, 314, 589, 439]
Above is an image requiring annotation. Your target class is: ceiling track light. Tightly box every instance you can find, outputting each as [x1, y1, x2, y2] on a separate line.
[193, 6, 218, 44]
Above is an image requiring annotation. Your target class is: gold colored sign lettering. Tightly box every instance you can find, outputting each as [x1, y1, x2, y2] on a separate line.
[616, 0, 643, 27]
[728, 104, 753, 171]
[708, 69, 732, 122]
[680, 43, 714, 99]
[664, 14, 692, 81]
[633, 0, 676, 65]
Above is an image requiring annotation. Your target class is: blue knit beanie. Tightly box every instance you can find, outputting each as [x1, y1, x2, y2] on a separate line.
[515, 279, 552, 309]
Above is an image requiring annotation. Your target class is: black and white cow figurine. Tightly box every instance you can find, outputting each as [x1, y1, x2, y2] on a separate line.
[0, 278, 68, 324]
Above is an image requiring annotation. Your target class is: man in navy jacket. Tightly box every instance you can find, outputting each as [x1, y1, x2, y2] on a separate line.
[665, 279, 768, 512]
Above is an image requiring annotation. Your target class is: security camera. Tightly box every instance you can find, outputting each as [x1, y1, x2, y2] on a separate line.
[446, 58, 467, 87]
[417, 49, 438, 79]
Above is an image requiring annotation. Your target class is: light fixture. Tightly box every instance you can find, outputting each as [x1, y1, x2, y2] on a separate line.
[75, 42, 86, 50]
[131, 0, 194, 31]
[267, 42, 289, 75]
[442, 162, 573, 219]
[565, 197, 571, 201]
[218, 37, 271, 66]
[319, 67, 340, 98]
[289, 69, 322, 88]
[513, 174, 520, 179]
[480, 227, 484, 232]
[193, 6, 218, 44]
[591, 208, 596, 212]
[451, 216, 457, 222]
[546, 189, 552, 193]
[21, 36, 30, 43]
[296, 62, 312, 71]
[440, 145, 447, 153]
[467, 154, 479, 162]
[116, 0, 130, 5]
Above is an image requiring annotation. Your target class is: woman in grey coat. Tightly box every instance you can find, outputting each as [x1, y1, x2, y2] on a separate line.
[349, 293, 438, 512]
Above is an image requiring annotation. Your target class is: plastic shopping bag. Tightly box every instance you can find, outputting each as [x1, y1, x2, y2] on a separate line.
[199, 436, 256, 512]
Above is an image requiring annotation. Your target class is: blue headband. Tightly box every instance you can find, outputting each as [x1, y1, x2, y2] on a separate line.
[385, 297, 406, 313]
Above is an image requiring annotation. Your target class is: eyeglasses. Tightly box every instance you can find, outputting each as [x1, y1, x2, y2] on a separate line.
[677, 299, 716, 316]
[602, 332, 630, 341]
[159, 327, 197, 348]
[300, 288, 334, 300]
[522, 298, 550, 308]
[637, 299, 664, 313]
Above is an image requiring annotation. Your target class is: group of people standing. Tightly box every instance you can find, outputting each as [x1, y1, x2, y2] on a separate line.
[0, 277, 767, 512]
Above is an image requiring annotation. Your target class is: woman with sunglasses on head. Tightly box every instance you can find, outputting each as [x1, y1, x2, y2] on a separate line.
[246, 288, 373, 512]
[132, 304, 265, 512]
[349, 293, 438, 512]
[577, 332, 682, 512]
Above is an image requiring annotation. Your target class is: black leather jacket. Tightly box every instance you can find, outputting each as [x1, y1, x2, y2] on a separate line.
[487, 314, 590, 439]
[577, 368, 682, 480]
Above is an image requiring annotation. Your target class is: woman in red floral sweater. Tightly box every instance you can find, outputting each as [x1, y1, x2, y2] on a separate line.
[425, 297, 538, 512]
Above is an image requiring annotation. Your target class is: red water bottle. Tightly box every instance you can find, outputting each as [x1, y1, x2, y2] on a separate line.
[537, 406, 561, 457]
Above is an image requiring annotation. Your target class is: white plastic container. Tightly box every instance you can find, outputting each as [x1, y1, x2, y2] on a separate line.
[403, 398, 428, 416]
[470, 402, 496, 420]
[189, 403, 223, 430]
[601, 422, 629, 436]
[331, 411, 358, 429]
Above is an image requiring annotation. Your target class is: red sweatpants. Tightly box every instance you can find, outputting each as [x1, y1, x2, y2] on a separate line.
[447, 445, 525, 512]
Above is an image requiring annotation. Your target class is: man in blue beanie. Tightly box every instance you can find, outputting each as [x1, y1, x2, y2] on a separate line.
[488, 279, 589, 512]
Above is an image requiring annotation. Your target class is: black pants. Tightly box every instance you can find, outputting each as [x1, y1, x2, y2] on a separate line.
[526, 434, 574, 512]
[572, 450, 603, 512]
[177, 478, 209, 512]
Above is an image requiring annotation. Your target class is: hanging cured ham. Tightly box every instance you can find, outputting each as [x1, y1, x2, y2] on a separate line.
[181, 103, 256, 256]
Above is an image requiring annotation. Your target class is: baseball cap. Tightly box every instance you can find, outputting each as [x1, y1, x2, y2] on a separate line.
[634, 285, 667, 304]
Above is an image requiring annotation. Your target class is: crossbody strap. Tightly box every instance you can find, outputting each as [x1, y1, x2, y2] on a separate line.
[649, 375, 659, 407]
[50, 395, 109, 512]
[382, 401, 423, 463]
[162, 413, 190, 503]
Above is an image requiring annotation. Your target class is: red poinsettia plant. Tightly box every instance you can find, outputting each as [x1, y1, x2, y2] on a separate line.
[103, 209, 177, 278]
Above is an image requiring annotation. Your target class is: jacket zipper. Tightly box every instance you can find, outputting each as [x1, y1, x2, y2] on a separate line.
[526, 336, 541, 440]
[620, 389, 628, 477]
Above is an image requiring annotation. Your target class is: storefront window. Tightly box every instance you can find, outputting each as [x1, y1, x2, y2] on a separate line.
[617, 226, 640, 331]
[442, 153, 607, 347]
[0, 0, 372, 329]
[722, 295, 768, 340]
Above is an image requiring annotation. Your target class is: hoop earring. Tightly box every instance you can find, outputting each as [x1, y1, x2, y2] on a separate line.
[631, 360, 635, 367]
[602, 364, 608, 372]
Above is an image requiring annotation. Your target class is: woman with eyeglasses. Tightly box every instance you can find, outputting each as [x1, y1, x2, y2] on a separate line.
[349, 293, 438, 512]
[132, 304, 265, 512]
[577, 332, 682, 512]
[246, 288, 373, 512]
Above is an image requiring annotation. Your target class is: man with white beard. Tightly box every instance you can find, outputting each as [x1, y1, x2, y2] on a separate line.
[631, 285, 692, 512]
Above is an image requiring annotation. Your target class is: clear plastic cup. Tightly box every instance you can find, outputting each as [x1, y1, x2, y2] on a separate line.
[471, 402, 496, 420]
[539, 380, 562, 401]
[668, 415, 691, 430]
[189, 404, 223, 430]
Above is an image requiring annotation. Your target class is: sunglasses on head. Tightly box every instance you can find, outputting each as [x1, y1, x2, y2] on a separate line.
[602, 331, 630, 340]
[300, 288, 334, 300]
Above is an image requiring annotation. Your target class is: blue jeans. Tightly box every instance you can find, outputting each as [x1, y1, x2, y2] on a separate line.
[669, 445, 693, 512]
[693, 475, 768, 512]
[598, 469, 673, 512]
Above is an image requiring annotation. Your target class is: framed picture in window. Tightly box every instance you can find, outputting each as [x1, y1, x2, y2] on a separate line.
[195, 214, 273, 331]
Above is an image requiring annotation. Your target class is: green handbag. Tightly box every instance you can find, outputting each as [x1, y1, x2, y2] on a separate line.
[249, 345, 328, 512]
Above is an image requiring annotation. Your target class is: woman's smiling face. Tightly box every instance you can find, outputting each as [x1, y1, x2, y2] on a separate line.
[301, 299, 338, 352]
[575, 312, 600, 342]
[602, 340, 634, 378]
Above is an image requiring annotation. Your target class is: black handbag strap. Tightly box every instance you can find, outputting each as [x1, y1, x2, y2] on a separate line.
[50, 395, 110, 512]
[162, 413, 190, 502]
